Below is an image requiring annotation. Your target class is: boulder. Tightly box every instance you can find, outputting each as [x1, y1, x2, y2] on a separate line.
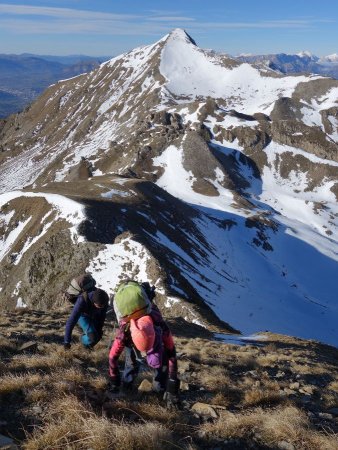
[138, 379, 153, 392]
[191, 402, 218, 419]
[277, 441, 295, 450]
[18, 341, 37, 352]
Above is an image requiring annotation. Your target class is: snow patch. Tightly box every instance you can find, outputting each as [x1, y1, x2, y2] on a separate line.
[86, 237, 152, 296]
[101, 189, 132, 199]
[154, 144, 236, 214]
[0, 191, 86, 245]
[214, 333, 267, 346]
[0, 216, 31, 262]
[160, 33, 316, 114]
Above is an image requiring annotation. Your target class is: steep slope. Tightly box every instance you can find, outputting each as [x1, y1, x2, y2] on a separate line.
[0, 29, 337, 345]
[0, 309, 337, 450]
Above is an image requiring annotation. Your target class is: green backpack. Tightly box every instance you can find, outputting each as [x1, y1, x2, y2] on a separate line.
[114, 280, 151, 323]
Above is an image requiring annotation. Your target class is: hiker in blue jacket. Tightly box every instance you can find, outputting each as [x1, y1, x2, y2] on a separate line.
[63, 274, 109, 349]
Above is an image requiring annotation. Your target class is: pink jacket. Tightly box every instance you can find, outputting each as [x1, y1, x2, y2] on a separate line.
[109, 304, 177, 380]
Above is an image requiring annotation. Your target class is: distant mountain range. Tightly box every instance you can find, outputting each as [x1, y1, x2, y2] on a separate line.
[1, 50, 338, 119]
[0, 53, 110, 118]
[235, 51, 338, 79]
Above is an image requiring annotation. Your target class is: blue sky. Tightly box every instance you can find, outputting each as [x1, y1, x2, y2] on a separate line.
[0, 0, 337, 57]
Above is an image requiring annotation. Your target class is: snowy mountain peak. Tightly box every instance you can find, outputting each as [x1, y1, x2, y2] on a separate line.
[296, 50, 318, 61]
[166, 28, 197, 46]
[322, 53, 338, 63]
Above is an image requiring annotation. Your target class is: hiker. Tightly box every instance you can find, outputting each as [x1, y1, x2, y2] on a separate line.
[108, 280, 180, 408]
[63, 274, 109, 349]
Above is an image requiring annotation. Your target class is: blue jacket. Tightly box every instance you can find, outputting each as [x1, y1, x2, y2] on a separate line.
[64, 291, 108, 344]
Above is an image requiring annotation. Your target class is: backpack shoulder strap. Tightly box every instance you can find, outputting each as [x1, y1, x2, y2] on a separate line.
[82, 290, 89, 303]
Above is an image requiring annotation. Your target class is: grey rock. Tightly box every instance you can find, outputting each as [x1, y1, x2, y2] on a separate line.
[138, 379, 153, 392]
[32, 406, 43, 414]
[299, 386, 314, 395]
[191, 402, 218, 419]
[277, 441, 295, 450]
[317, 413, 333, 420]
[289, 382, 300, 390]
[275, 371, 285, 379]
[180, 381, 190, 391]
[19, 341, 37, 352]
[72, 358, 84, 365]
[283, 388, 297, 395]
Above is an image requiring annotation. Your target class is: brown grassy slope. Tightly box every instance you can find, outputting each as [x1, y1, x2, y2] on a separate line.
[0, 308, 337, 449]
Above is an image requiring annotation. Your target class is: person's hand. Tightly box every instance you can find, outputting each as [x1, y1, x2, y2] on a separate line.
[164, 378, 181, 409]
[63, 342, 71, 350]
[105, 377, 122, 400]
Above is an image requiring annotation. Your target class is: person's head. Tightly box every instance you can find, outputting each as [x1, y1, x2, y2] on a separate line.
[92, 288, 109, 309]
[130, 315, 155, 352]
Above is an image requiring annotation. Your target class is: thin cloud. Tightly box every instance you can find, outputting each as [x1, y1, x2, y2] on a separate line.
[0, 4, 139, 20]
[0, 18, 170, 36]
[190, 19, 335, 30]
[146, 16, 196, 22]
[0, 4, 335, 37]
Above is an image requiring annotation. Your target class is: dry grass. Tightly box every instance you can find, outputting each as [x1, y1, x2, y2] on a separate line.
[201, 405, 338, 450]
[328, 381, 338, 393]
[320, 391, 338, 409]
[291, 363, 329, 375]
[88, 375, 108, 391]
[256, 353, 289, 366]
[112, 397, 183, 426]
[197, 366, 230, 391]
[0, 336, 17, 354]
[243, 386, 282, 407]
[34, 329, 58, 337]
[0, 373, 43, 395]
[234, 354, 258, 371]
[9, 352, 67, 371]
[23, 396, 179, 450]
[1, 312, 338, 449]
[26, 387, 51, 404]
[209, 392, 232, 408]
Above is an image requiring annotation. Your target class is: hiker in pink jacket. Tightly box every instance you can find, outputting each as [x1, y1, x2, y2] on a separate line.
[108, 301, 179, 407]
